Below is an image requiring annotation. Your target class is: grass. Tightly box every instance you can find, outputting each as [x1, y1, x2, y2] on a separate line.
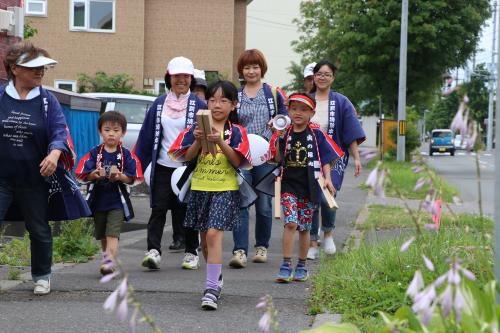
[360, 204, 492, 232]
[362, 160, 459, 202]
[308, 214, 494, 333]
[0, 218, 99, 266]
[7, 267, 22, 280]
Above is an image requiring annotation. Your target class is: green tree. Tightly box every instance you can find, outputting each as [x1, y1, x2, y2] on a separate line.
[282, 61, 307, 93]
[77, 71, 135, 93]
[426, 90, 460, 131]
[292, 0, 490, 117]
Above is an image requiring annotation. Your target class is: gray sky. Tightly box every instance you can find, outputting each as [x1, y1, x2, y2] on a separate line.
[246, 0, 302, 88]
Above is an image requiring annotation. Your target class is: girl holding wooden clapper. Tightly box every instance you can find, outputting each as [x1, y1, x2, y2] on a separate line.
[168, 80, 251, 310]
[269, 93, 344, 283]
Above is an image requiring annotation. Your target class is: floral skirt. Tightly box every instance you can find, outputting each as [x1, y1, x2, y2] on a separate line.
[184, 190, 240, 231]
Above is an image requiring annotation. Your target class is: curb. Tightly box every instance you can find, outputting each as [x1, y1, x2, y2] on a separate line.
[342, 203, 369, 253]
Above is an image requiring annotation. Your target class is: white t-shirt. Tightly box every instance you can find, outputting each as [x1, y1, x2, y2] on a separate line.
[310, 100, 329, 132]
[157, 114, 185, 168]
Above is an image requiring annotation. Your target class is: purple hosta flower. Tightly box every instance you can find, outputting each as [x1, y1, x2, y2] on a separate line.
[258, 312, 272, 333]
[373, 170, 386, 198]
[406, 270, 424, 298]
[118, 278, 128, 297]
[411, 166, 423, 173]
[100, 271, 119, 284]
[439, 285, 453, 317]
[414, 177, 426, 192]
[103, 289, 119, 311]
[459, 267, 476, 281]
[450, 102, 466, 133]
[448, 267, 461, 285]
[422, 255, 435, 272]
[412, 284, 437, 315]
[360, 149, 378, 162]
[453, 287, 465, 322]
[117, 297, 128, 322]
[400, 236, 415, 252]
[365, 164, 380, 188]
[256, 296, 267, 309]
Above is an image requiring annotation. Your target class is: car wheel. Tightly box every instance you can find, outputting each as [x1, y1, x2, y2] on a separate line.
[450, 149, 455, 156]
[429, 149, 433, 156]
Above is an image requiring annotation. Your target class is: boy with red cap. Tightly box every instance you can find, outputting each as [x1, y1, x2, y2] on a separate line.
[269, 93, 344, 282]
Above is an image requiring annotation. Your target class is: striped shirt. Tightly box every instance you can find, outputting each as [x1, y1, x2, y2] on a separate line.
[238, 88, 273, 140]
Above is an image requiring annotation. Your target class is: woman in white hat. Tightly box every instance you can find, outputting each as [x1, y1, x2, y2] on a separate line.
[0, 41, 90, 295]
[134, 56, 206, 271]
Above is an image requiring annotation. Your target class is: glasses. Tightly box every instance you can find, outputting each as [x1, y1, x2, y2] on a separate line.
[314, 72, 334, 79]
[208, 97, 232, 105]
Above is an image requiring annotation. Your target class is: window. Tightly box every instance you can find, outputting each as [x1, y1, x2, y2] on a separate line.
[70, 0, 115, 32]
[25, 0, 47, 16]
[155, 79, 166, 95]
[54, 80, 77, 92]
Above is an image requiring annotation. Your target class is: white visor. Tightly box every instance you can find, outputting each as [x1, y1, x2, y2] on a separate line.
[17, 55, 58, 68]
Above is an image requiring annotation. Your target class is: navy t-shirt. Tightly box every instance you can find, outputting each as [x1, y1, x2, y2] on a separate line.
[0, 94, 46, 186]
[281, 130, 309, 198]
[93, 150, 124, 212]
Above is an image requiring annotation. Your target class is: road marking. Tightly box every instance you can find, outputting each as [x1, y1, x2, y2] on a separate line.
[420, 151, 428, 155]
[483, 153, 492, 157]
[457, 152, 466, 156]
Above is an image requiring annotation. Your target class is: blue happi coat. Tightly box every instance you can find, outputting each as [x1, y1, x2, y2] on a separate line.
[0, 84, 91, 221]
[312, 90, 366, 190]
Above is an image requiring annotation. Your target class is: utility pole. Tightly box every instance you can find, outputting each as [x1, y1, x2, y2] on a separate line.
[487, 1, 497, 151]
[495, 0, 500, 298]
[396, 0, 408, 161]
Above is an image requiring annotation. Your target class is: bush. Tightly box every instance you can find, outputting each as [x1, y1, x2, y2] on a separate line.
[53, 219, 99, 263]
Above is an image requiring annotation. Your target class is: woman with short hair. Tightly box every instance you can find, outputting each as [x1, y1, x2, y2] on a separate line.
[229, 49, 288, 268]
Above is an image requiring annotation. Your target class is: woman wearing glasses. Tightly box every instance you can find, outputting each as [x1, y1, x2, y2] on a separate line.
[0, 41, 90, 295]
[307, 60, 366, 259]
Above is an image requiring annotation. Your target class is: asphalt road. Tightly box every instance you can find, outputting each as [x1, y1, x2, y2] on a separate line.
[420, 148, 494, 217]
[0, 162, 367, 333]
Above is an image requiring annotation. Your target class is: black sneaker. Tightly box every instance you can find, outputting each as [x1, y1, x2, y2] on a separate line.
[201, 288, 220, 310]
[168, 240, 185, 252]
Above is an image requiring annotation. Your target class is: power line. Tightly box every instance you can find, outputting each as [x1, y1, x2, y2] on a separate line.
[247, 15, 297, 28]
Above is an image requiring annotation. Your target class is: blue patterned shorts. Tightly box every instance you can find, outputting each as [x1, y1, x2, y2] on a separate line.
[280, 192, 317, 231]
[184, 190, 240, 231]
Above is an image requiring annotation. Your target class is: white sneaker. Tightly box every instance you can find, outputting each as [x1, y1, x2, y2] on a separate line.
[229, 249, 247, 268]
[34, 279, 50, 295]
[324, 236, 337, 255]
[252, 246, 267, 263]
[142, 249, 161, 269]
[181, 253, 200, 270]
[307, 247, 320, 260]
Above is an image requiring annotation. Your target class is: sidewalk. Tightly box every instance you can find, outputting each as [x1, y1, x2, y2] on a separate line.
[0, 164, 367, 333]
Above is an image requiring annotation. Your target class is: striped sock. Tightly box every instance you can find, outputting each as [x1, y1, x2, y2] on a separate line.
[283, 257, 292, 266]
[297, 258, 306, 267]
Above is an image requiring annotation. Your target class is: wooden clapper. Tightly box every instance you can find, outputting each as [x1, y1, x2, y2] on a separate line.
[196, 109, 217, 156]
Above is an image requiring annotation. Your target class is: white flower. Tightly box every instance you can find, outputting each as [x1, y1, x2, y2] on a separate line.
[400, 237, 415, 252]
[116, 298, 128, 322]
[103, 289, 119, 311]
[118, 278, 128, 297]
[365, 166, 379, 188]
[258, 312, 271, 333]
[406, 270, 424, 299]
[422, 255, 435, 272]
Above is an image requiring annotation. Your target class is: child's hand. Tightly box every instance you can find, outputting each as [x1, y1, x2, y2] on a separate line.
[323, 178, 336, 195]
[275, 128, 287, 138]
[88, 169, 104, 181]
[108, 170, 122, 183]
[193, 126, 204, 142]
[206, 127, 222, 144]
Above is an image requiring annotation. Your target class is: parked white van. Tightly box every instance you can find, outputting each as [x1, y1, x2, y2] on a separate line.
[82, 93, 157, 149]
